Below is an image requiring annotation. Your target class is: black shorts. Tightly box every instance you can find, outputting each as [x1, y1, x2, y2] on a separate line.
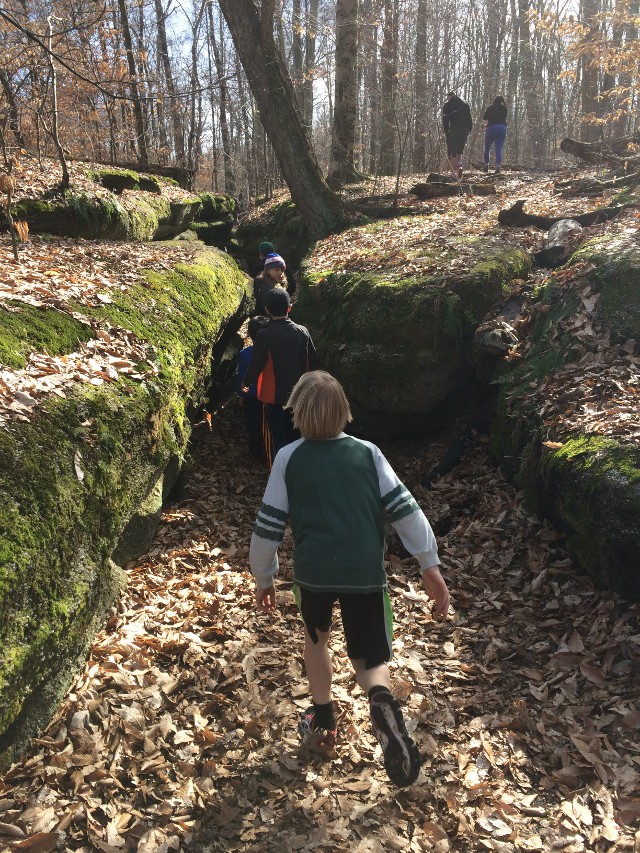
[446, 132, 468, 157]
[293, 586, 393, 669]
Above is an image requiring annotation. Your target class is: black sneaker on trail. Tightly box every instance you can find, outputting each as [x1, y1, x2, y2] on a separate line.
[370, 693, 421, 787]
[299, 706, 337, 752]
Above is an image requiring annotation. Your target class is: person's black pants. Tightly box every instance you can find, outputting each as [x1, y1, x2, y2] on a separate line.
[265, 403, 300, 459]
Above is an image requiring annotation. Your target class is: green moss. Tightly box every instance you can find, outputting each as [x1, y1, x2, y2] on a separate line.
[0, 247, 251, 757]
[295, 239, 529, 435]
[570, 235, 640, 341]
[235, 199, 313, 271]
[0, 303, 95, 369]
[89, 167, 161, 195]
[197, 193, 237, 222]
[13, 192, 195, 242]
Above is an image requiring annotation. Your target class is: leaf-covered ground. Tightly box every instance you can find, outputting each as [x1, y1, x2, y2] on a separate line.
[1, 395, 638, 853]
[1, 163, 640, 852]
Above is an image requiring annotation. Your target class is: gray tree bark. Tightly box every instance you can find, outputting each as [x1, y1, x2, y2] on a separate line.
[327, 0, 360, 187]
[218, 0, 342, 238]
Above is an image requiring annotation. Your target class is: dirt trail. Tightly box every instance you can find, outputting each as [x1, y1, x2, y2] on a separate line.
[1, 396, 639, 853]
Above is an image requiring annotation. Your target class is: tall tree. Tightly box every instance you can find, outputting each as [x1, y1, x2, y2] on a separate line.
[207, 2, 235, 194]
[327, 0, 360, 186]
[154, 0, 185, 164]
[217, 0, 342, 238]
[302, 0, 319, 127]
[378, 0, 398, 174]
[412, 0, 427, 172]
[116, 0, 148, 165]
[579, 0, 600, 142]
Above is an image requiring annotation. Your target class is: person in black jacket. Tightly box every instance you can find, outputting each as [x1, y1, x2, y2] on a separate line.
[242, 288, 318, 464]
[442, 92, 473, 179]
[482, 95, 508, 174]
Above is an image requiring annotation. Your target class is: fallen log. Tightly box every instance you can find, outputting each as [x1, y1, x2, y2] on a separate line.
[560, 137, 640, 169]
[410, 180, 496, 199]
[554, 171, 640, 197]
[497, 198, 636, 229]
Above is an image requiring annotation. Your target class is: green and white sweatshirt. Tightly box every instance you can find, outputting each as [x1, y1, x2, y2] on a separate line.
[249, 434, 440, 592]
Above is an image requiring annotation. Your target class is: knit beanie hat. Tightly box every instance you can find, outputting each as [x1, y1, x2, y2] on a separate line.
[264, 287, 290, 315]
[263, 252, 286, 271]
[259, 241, 275, 255]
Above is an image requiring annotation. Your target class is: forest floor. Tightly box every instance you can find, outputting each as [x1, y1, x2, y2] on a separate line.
[1, 163, 639, 853]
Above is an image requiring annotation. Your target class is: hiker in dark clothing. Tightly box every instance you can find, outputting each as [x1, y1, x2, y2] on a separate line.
[242, 288, 318, 464]
[442, 92, 473, 179]
[482, 96, 508, 174]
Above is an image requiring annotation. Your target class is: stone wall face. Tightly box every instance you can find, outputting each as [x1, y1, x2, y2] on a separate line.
[295, 237, 530, 438]
[491, 235, 640, 601]
[0, 248, 251, 767]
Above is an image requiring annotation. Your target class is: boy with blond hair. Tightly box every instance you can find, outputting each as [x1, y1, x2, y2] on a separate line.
[249, 371, 450, 787]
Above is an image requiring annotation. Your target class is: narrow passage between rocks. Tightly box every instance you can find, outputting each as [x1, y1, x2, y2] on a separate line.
[1, 395, 639, 853]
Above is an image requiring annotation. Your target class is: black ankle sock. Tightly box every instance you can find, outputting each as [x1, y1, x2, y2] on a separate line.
[313, 700, 336, 729]
[368, 685, 393, 702]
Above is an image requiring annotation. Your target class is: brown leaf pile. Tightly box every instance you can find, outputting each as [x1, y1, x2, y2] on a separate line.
[1, 397, 638, 853]
[0, 237, 199, 425]
[1, 163, 639, 852]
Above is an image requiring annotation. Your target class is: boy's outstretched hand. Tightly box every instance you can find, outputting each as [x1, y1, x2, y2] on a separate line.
[421, 566, 450, 620]
[256, 583, 277, 611]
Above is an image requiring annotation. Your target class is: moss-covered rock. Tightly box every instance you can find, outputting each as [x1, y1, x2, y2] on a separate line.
[0, 247, 251, 767]
[491, 234, 640, 600]
[571, 234, 640, 342]
[90, 167, 161, 194]
[190, 220, 234, 247]
[295, 230, 530, 437]
[0, 303, 95, 370]
[12, 193, 201, 242]
[234, 199, 313, 274]
[196, 194, 237, 222]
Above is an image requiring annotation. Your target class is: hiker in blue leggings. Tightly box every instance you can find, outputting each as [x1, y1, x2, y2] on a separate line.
[482, 96, 508, 174]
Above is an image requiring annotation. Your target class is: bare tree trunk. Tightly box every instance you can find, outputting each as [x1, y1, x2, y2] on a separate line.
[0, 69, 26, 149]
[218, 0, 342, 238]
[154, 0, 185, 164]
[291, 0, 304, 112]
[327, 0, 360, 187]
[46, 16, 69, 192]
[207, 2, 235, 195]
[517, 0, 544, 166]
[303, 0, 319, 127]
[579, 0, 600, 142]
[412, 0, 427, 172]
[378, 0, 397, 175]
[117, 0, 148, 165]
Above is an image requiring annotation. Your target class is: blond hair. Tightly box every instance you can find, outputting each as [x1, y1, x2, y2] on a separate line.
[286, 371, 353, 440]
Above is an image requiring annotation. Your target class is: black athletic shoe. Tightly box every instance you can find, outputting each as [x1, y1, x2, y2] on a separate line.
[370, 692, 421, 787]
[299, 706, 337, 751]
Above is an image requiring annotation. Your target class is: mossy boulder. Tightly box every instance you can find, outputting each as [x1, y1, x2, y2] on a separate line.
[90, 167, 161, 194]
[196, 193, 237, 222]
[12, 193, 201, 241]
[491, 234, 640, 600]
[295, 230, 530, 437]
[0, 247, 251, 767]
[234, 198, 313, 274]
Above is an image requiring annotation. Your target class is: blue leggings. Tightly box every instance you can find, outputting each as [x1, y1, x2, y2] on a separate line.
[484, 124, 507, 166]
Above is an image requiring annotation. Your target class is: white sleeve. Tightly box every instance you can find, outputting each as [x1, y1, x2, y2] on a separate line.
[374, 445, 440, 571]
[248, 446, 291, 589]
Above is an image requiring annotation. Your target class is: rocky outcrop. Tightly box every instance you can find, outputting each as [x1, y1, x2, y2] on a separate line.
[295, 232, 530, 437]
[0, 247, 251, 767]
[189, 193, 238, 250]
[13, 186, 201, 242]
[491, 234, 640, 600]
